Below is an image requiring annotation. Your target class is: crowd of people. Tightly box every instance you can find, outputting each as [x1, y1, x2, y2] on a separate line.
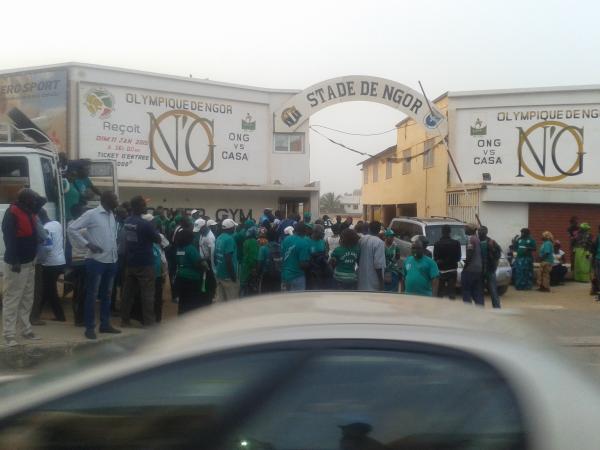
[509, 217, 600, 299]
[3, 175, 600, 346]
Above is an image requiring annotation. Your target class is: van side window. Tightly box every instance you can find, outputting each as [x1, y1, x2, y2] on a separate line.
[0, 156, 29, 203]
[41, 157, 58, 204]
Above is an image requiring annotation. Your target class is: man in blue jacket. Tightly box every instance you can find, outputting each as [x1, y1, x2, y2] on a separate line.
[2, 189, 44, 347]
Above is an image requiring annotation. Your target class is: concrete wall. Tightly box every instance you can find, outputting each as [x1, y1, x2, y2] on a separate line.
[120, 186, 318, 222]
[361, 96, 448, 218]
[63, 63, 311, 188]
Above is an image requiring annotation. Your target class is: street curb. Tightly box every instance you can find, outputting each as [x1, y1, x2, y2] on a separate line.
[0, 336, 129, 372]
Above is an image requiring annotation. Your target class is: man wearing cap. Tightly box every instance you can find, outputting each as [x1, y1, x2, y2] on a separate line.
[120, 196, 161, 328]
[193, 218, 204, 248]
[214, 218, 239, 301]
[206, 219, 218, 238]
[198, 218, 217, 301]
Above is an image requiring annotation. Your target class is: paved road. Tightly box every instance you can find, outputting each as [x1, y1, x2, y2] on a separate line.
[2, 281, 600, 375]
[494, 281, 600, 374]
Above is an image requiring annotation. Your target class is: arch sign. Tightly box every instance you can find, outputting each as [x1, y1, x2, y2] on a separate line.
[274, 75, 448, 137]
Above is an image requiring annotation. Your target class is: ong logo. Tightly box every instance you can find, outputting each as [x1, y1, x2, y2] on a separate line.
[281, 106, 302, 127]
[84, 88, 115, 119]
[517, 121, 584, 182]
[424, 112, 442, 130]
[147, 110, 215, 176]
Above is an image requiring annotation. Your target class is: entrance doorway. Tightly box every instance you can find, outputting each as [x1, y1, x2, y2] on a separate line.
[382, 205, 397, 227]
[278, 197, 310, 218]
[397, 203, 417, 217]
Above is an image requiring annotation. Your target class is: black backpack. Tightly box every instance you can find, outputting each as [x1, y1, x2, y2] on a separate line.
[267, 242, 282, 276]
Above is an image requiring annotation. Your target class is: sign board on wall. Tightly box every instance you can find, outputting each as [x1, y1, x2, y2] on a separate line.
[0, 70, 67, 151]
[454, 105, 600, 184]
[78, 83, 269, 184]
[274, 75, 448, 137]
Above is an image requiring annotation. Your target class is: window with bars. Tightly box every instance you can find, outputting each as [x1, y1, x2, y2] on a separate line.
[386, 158, 393, 179]
[402, 149, 411, 174]
[423, 139, 435, 169]
[372, 163, 379, 182]
[363, 166, 368, 184]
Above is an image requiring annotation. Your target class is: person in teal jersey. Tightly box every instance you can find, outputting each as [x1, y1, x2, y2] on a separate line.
[214, 218, 239, 301]
[174, 229, 208, 314]
[63, 168, 81, 222]
[593, 226, 600, 301]
[257, 228, 282, 293]
[403, 240, 439, 297]
[307, 224, 331, 289]
[234, 218, 255, 265]
[383, 229, 401, 292]
[330, 228, 360, 290]
[514, 228, 536, 290]
[240, 226, 260, 297]
[538, 231, 554, 292]
[281, 222, 310, 291]
[73, 160, 101, 201]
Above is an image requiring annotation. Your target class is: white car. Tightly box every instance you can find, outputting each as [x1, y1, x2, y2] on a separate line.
[389, 217, 513, 294]
[0, 292, 598, 450]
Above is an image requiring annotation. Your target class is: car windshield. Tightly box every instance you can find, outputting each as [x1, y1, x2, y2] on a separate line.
[426, 225, 467, 245]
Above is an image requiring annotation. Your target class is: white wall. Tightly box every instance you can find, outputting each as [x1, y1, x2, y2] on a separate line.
[478, 201, 528, 252]
[65, 64, 311, 188]
[448, 85, 600, 187]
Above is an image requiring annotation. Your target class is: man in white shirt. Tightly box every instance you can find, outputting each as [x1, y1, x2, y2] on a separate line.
[197, 218, 217, 302]
[68, 191, 121, 340]
[31, 209, 66, 322]
[357, 221, 386, 291]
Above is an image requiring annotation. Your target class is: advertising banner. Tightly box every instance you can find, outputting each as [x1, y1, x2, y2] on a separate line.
[454, 105, 600, 184]
[78, 83, 269, 185]
[0, 70, 67, 151]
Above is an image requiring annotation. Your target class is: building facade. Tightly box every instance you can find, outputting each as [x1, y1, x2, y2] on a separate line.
[360, 96, 449, 226]
[361, 85, 600, 252]
[339, 189, 363, 218]
[0, 63, 320, 221]
[448, 85, 600, 251]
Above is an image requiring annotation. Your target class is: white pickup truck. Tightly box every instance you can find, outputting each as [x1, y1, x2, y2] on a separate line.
[0, 109, 117, 290]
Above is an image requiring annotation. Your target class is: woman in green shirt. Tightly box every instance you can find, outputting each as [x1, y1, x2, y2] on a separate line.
[308, 224, 332, 289]
[572, 222, 594, 283]
[330, 228, 360, 290]
[175, 229, 208, 314]
[240, 227, 260, 297]
[514, 228, 536, 290]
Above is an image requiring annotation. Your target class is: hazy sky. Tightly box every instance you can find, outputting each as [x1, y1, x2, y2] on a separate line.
[4, 0, 600, 194]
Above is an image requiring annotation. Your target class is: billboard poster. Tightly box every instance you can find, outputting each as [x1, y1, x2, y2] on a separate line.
[454, 105, 600, 184]
[0, 70, 67, 151]
[78, 83, 269, 185]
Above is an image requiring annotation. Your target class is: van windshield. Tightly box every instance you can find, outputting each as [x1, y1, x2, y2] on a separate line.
[426, 225, 468, 246]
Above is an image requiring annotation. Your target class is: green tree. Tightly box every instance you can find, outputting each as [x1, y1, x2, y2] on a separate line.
[320, 192, 344, 214]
